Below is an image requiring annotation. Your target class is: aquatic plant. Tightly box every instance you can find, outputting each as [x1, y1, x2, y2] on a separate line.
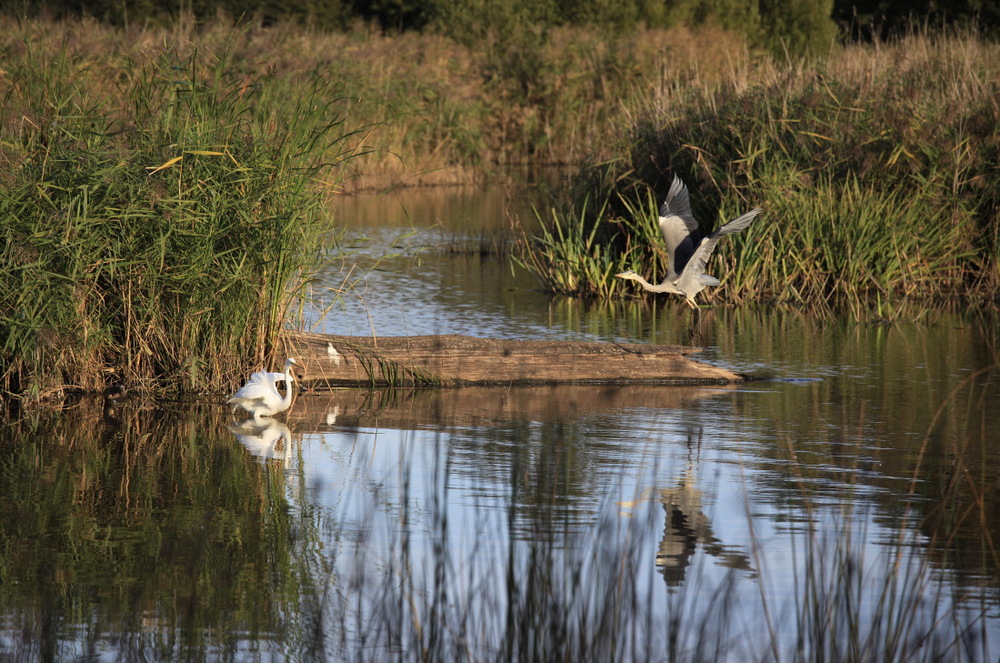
[0, 17, 754, 191]
[0, 28, 362, 400]
[512, 196, 630, 299]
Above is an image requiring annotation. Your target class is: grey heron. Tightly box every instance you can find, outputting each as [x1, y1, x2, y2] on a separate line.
[615, 176, 760, 309]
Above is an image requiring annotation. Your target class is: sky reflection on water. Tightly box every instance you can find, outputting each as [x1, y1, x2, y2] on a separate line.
[276, 373, 997, 660]
[304, 186, 1000, 659]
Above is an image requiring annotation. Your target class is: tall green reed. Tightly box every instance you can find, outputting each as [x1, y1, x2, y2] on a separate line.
[1, 33, 360, 401]
[513, 197, 624, 299]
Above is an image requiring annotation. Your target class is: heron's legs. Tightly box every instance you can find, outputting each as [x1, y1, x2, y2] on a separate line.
[685, 298, 703, 343]
[686, 297, 702, 322]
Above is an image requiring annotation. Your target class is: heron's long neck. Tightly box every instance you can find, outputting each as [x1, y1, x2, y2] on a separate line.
[636, 274, 674, 293]
[636, 275, 659, 292]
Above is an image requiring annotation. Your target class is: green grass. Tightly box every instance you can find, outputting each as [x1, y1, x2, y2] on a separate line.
[0, 28, 362, 401]
[513, 197, 624, 299]
[0, 16, 756, 190]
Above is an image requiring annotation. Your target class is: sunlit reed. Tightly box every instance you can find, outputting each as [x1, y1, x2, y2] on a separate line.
[0, 27, 361, 401]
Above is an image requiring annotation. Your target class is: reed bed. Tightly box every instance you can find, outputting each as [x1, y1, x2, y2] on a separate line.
[0, 25, 360, 401]
[0, 17, 751, 190]
[518, 29, 1000, 312]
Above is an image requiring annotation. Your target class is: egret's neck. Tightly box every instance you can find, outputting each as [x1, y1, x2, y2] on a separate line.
[281, 361, 296, 407]
[636, 275, 676, 293]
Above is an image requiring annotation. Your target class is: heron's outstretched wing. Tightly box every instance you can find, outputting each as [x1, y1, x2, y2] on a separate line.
[677, 208, 761, 287]
[658, 176, 701, 276]
[709, 208, 761, 239]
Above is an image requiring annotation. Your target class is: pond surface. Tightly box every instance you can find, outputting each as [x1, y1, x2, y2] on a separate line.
[2, 185, 999, 661]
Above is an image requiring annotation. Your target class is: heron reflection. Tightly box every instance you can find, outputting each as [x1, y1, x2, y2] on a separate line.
[656, 424, 753, 586]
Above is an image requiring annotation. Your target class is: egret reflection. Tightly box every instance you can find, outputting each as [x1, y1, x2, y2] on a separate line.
[228, 416, 293, 465]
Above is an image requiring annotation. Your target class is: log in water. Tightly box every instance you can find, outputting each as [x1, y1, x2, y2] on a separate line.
[281, 331, 745, 388]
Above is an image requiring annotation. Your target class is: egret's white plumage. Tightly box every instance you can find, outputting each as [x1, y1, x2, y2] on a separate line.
[616, 176, 760, 308]
[227, 357, 300, 420]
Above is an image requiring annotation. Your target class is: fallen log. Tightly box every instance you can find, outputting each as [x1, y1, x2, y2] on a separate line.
[280, 331, 745, 388]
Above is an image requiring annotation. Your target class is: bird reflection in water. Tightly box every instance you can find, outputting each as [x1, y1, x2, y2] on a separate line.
[226, 359, 309, 466]
[102, 384, 126, 427]
[228, 416, 293, 467]
[655, 424, 753, 587]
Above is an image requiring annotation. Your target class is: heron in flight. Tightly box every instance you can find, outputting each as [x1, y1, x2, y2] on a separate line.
[227, 357, 300, 420]
[615, 176, 760, 309]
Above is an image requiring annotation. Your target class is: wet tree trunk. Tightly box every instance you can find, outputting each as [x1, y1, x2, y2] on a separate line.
[280, 331, 746, 388]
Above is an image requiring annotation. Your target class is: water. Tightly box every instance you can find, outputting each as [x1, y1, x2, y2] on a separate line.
[1, 185, 998, 661]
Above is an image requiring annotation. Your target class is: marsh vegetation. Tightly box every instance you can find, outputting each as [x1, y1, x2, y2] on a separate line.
[514, 29, 1000, 311]
[0, 21, 362, 400]
[3, 16, 998, 401]
[2, 6, 999, 661]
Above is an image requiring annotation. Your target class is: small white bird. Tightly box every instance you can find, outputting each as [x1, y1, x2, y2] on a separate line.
[616, 175, 761, 309]
[227, 357, 300, 420]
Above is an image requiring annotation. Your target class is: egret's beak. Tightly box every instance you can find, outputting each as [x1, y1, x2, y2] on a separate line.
[293, 363, 308, 391]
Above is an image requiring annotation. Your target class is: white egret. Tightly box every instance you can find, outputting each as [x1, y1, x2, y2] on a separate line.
[227, 357, 300, 420]
[615, 175, 761, 309]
